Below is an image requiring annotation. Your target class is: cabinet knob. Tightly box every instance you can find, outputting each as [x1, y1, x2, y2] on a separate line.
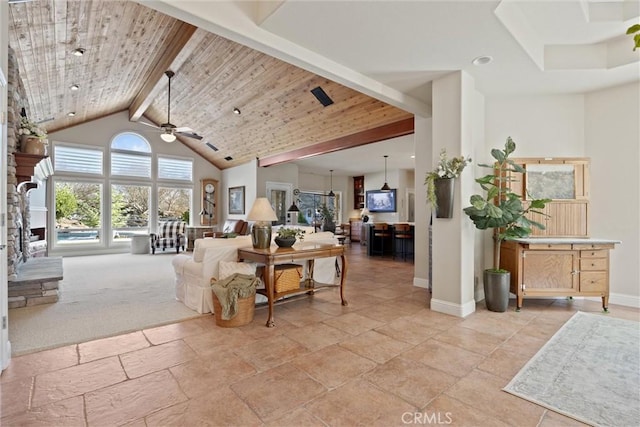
[591, 263, 595, 267]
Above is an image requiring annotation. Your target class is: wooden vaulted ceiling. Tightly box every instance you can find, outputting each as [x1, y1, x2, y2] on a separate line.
[8, 0, 414, 170]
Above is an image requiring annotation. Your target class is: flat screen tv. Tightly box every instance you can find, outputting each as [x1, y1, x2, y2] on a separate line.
[366, 189, 397, 213]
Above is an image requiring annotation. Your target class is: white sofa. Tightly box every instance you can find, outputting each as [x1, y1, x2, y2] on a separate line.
[171, 227, 340, 314]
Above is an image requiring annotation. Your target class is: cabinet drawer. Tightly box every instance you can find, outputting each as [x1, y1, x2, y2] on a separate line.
[526, 243, 573, 250]
[580, 258, 608, 271]
[580, 272, 607, 292]
[573, 243, 614, 250]
[580, 250, 607, 258]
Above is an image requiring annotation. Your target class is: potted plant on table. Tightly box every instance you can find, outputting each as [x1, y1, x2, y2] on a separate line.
[462, 137, 550, 312]
[275, 227, 305, 248]
[424, 149, 472, 218]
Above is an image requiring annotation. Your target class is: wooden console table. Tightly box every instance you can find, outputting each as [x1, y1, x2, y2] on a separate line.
[238, 242, 348, 327]
[501, 238, 620, 311]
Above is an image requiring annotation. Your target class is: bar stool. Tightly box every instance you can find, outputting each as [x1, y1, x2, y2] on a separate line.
[392, 223, 414, 261]
[371, 223, 391, 256]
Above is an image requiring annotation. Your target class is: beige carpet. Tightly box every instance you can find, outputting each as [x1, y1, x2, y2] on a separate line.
[8, 252, 203, 356]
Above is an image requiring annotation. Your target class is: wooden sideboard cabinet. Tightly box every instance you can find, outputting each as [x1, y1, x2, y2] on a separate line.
[349, 219, 362, 242]
[501, 239, 619, 311]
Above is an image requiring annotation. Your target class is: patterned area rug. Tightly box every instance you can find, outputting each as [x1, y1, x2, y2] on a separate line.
[504, 312, 640, 427]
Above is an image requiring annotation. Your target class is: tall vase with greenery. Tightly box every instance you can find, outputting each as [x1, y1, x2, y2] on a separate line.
[462, 137, 550, 311]
[424, 149, 471, 218]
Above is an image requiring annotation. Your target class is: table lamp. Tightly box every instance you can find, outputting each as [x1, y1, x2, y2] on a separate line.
[360, 207, 370, 223]
[247, 197, 278, 249]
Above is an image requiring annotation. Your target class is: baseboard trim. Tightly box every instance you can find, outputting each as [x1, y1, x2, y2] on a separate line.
[588, 293, 640, 309]
[413, 277, 429, 289]
[430, 298, 476, 318]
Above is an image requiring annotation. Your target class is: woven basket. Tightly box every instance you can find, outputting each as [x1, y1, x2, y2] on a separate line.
[212, 293, 255, 327]
[274, 264, 302, 293]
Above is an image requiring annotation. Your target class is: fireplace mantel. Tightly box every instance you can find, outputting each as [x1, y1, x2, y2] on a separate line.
[14, 153, 52, 185]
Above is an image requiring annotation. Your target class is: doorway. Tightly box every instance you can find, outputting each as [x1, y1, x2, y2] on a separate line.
[265, 182, 293, 225]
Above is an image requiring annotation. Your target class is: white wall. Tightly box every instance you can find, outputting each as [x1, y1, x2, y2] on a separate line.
[485, 87, 639, 307]
[221, 159, 257, 221]
[585, 81, 640, 307]
[486, 95, 586, 156]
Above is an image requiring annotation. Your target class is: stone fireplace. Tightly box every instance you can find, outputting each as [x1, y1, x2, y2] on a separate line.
[6, 46, 59, 307]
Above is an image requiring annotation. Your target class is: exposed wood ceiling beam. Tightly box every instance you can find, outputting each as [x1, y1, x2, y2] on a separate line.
[258, 117, 414, 167]
[128, 22, 198, 122]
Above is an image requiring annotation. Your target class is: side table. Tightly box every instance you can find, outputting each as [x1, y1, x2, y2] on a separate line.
[186, 226, 215, 251]
[131, 234, 150, 254]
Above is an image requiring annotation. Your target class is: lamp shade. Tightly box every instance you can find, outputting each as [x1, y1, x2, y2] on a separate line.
[247, 198, 278, 222]
[160, 132, 176, 143]
[287, 202, 300, 212]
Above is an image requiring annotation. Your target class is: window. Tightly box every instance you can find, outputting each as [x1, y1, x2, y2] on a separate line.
[111, 184, 150, 239]
[54, 181, 102, 245]
[54, 145, 103, 175]
[50, 133, 196, 252]
[296, 191, 341, 231]
[111, 133, 151, 178]
[158, 156, 193, 181]
[158, 186, 191, 222]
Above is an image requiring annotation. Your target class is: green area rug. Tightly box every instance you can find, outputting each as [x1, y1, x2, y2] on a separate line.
[504, 311, 640, 426]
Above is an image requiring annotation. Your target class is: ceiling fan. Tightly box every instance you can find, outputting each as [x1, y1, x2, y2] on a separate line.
[140, 70, 203, 143]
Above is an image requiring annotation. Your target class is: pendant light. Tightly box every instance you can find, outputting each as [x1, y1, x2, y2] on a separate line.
[380, 155, 391, 191]
[328, 169, 335, 197]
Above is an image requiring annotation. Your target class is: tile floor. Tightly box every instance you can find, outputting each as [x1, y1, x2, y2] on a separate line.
[1, 244, 638, 426]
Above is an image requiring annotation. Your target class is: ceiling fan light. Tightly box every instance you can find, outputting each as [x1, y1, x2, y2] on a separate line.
[160, 132, 176, 143]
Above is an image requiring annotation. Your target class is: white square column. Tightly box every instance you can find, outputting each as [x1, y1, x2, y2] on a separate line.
[430, 71, 483, 317]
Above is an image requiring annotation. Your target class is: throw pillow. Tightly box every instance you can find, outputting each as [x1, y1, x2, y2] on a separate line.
[218, 261, 256, 280]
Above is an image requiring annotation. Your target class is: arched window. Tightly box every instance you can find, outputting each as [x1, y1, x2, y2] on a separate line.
[110, 132, 152, 178]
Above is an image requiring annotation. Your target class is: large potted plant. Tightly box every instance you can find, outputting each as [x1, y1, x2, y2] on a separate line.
[463, 137, 549, 312]
[425, 149, 471, 218]
[320, 204, 336, 233]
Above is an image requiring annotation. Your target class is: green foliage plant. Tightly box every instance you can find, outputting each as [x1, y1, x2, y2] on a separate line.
[463, 137, 550, 272]
[320, 204, 335, 225]
[424, 149, 472, 207]
[297, 211, 308, 224]
[55, 185, 77, 220]
[627, 24, 640, 51]
[276, 227, 305, 240]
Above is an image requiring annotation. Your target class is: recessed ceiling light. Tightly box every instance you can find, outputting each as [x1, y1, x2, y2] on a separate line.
[472, 55, 493, 66]
[72, 48, 85, 57]
[70, 84, 79, 91]
[67, 112, 76, 117]
[233, 107, 241, 115]
[411, 155, 415, 159]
